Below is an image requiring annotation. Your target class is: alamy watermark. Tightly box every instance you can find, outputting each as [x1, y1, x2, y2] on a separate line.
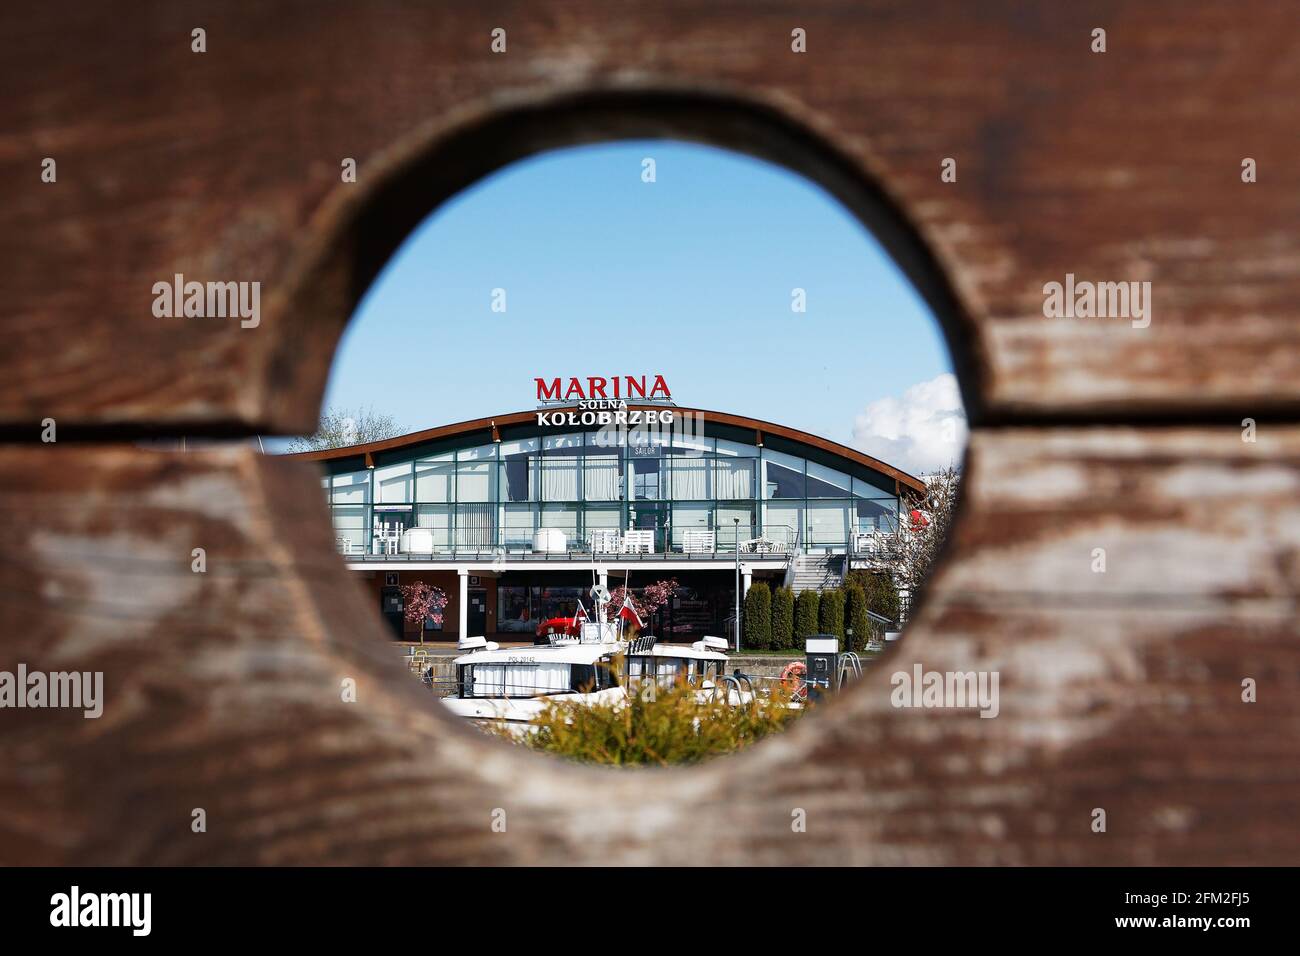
[0, 664, 103, 718]
[50, 886, 150, 936]
[152, 273, 260, 328]
[890, 664, 999, 718]
[1042, 273, 1151, 329]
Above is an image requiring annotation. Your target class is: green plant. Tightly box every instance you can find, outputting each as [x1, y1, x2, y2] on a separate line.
[845, 584, 872, 652]
[818, 588, 845, 648]
[793, 589, 820, 644]
[844, 569, 900, 624]
[742, 582, 772, 650]
[506, 679, 804, 766]
[770, 586, 795, 651]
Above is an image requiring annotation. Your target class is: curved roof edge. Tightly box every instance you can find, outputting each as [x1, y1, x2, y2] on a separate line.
[284, 406, 927, 496]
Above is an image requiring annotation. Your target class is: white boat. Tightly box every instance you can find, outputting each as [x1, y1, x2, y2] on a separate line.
[622, 635, 757, 705]
[442, 626, 625, 730]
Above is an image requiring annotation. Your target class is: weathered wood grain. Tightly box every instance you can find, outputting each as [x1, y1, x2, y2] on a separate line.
[3, 1, 1300, 432]
[2, 0, 1297, 868]
[1, 434, 1295, 865]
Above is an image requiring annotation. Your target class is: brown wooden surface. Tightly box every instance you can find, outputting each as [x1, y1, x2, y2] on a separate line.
[3, 1, 1300, 432]
[1, 1, 1298, 866]
[1, 431, 1296, 865]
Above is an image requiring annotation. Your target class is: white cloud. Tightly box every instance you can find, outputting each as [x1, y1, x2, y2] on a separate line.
[851, 373, 967, 475]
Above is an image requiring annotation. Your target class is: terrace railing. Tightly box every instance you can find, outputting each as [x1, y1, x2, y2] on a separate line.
[336, 524, 805, 561]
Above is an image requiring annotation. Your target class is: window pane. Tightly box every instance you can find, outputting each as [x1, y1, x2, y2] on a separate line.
[499, 455, 533, 502]
[543, 433, 583, 452]
[499, 439, 537, 503]
[457, 443, 497, 461]
[455, 503, 493, 548]
[457, 461, 493, 502]
[670, 456, 710, 499]
[630, 455, 661, 500]
[853, 476, 894, 499]
[764, 502, 802, 547]
[541, 456, 580, 500]
[807, 500, 850, 546]
[415, 455, 454, 503]
[715, 439, 758, 458]
[331, 470, 370, 504]
[497, 586, 533, 634]
[499, 438, 539, 457]
[806, 461, 851, 498]
[716, 505, 755, 551]
[763, 450, 805, 499]
[714, 457, 754, 498]
[583, 505, 621, 530]
[415, 504, 452, 550]
[857, 497, 899, 532]
[671, 503, 711, 548]
[583, 455, 621, 501]
[670, 430, 712, 455]
[374, 462, 412, 503]
[332, 505, 366, 549]
[540, 504, 579, 539]
[500, 503, 535, 549]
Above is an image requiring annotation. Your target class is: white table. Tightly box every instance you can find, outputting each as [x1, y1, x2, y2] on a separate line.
[533, 528, 568, 553]
[401, 528, 435, 553]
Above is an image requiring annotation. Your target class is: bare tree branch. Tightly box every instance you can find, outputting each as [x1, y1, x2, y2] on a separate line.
[286, 406, 404, 452]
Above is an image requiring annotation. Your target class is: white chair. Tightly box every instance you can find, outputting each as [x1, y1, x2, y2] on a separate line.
[589, 529, 621, 553]
[682, 529, 715, 554]
[622, 530, 655, 554]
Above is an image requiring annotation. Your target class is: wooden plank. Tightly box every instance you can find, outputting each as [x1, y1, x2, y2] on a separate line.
[2, 1, 1300, 432]
[1, 433, 1295, 864]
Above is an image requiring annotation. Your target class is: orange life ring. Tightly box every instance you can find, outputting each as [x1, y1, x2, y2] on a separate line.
[779, 661, 808, 701]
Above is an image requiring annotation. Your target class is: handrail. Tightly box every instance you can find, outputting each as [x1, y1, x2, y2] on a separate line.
[712, 674, 748, 706]
[339, 523, 807, 559]
[837, 651, 863, 689]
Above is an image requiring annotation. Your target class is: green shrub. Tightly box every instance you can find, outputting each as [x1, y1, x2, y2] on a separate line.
[818, 588, 846, 648]
[507, 679, 803, 766]
[742, 582, 772, 650]
[844, 569, 900, 623]
[793, 589, 820, 645]
[770, 586, 795, 651]
[845, 584, 872, 652]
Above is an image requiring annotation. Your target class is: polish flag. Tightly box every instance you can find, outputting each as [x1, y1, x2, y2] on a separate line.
[617, 595, 643, 628]
[572, 601, 589, 627]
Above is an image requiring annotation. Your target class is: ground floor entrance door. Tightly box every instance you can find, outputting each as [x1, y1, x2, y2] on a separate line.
[467, 587, 488, 637]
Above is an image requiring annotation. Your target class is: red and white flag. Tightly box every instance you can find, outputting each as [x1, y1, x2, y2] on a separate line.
[572, 600, 589, 627]
[617, 594, 643, 628]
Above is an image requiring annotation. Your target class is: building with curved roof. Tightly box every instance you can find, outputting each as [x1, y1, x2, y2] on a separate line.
[291, 401, 921, 643]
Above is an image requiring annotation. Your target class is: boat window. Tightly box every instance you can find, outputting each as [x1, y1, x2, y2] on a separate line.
[595, 660, 621, 691]
[656, 658, 685, 688]
[464, 661, 571, 698]
[570, 663, 598, 693]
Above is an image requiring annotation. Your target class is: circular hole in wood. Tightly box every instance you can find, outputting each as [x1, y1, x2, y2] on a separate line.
[276, 87, 974, 769]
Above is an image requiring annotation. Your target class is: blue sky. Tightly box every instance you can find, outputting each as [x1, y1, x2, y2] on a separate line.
[311, 140, 962, 470]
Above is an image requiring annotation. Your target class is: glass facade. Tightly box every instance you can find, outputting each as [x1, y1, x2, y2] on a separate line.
[324, 426, 900, 555]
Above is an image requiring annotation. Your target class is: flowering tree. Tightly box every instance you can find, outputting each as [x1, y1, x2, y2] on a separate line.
[399, 582, 448, 642]
[891, 465, 961, 620]
[604, 578, 680, 633]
